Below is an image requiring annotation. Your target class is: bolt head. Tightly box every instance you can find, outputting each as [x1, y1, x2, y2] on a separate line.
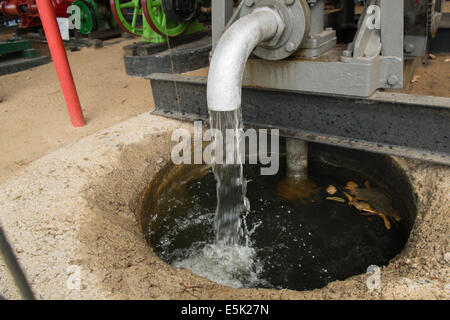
[404, 43, 415, 53]
[387, 75, 399, 86]
[245, 0, 255, 6]
[342, 50, 352, 57]
[285, 42, 296, 53]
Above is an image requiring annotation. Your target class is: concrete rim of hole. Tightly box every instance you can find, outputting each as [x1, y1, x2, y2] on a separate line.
[0, 113, 448, 299]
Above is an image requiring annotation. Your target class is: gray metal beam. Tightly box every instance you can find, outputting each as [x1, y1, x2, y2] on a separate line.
[147, 73, 450, 166]
[211, 0, 234, 50]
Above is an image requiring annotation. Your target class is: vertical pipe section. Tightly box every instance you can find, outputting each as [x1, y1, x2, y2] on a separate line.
[308, 0, 324, 36]
[36, 0, 85, 127]
[286, 138, 308, 183]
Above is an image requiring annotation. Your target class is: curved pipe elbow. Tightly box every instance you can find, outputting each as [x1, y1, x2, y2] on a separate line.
[207, 7, 283, 112]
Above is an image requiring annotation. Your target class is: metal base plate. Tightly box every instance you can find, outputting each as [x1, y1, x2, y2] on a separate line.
[0, 55, 50, 76]
[123, 35, 211, 77]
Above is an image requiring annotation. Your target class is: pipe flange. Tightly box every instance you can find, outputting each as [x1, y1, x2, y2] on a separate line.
[240, 0, 311, 60]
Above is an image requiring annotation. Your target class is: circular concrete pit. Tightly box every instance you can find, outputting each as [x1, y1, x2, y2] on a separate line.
[0, 113, 448, 299]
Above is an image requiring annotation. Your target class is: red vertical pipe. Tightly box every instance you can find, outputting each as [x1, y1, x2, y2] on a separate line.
[35, 0, 85, 127]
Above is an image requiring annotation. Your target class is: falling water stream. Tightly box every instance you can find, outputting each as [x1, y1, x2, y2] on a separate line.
[209, 109, 248, 246]
[168, 109, 269, 288]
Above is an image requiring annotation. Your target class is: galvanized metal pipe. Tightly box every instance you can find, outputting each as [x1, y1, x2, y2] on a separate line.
[207, 7, 284, 112]
[286, 138, 308, 183]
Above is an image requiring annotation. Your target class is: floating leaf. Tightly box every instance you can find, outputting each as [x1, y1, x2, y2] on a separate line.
[387, 206, 402, 222]
[326, 185, 337, 195]
[377, 213, 391, 230]
[342, 191, 354, 203]
[353, 201, 377, 213]
[392, 211, 402, 222]
[326, 196, 345, 203]
[344, 181, 358, 194]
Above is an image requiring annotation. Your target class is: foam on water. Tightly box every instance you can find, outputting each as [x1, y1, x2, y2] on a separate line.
[173, 242, 267, 288]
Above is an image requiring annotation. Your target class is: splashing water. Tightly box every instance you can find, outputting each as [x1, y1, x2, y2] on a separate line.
[173, 241, 266, 288]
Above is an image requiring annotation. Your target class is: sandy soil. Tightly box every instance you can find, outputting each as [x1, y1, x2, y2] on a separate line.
[404, 54, 450, 97]
[0, 38, 153, 183]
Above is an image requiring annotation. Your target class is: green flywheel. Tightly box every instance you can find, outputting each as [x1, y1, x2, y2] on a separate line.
[72, 0, 96, 35]
[141, 0, 189, 37]
[111, 0, 144, 36]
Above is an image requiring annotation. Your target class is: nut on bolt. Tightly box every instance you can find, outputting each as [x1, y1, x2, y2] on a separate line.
[387, 75, 399, 86]
[285, 42, 296, 53]
[404, 43, 415, 53]
[342, 49, 352, 57]
[245, 0, 255, 6]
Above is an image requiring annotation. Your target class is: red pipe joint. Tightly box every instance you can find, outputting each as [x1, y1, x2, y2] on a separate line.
[0, 0, 71, 28]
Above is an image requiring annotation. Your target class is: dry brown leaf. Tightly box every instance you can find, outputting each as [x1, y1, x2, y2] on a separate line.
[353, 201, 377, 213]
[326, 185, 337, 195]
[411, 75, 421, 83]
[344, 181, 358, 194]
[445, 58, 450, 62]
[377, 213, 391, 230]
[428, 53, 436, 60]
[387, 206, 402, 222]
[326, 196, 345, 203]
[364, 180, 372, 190]
[342, 191, 354, 204]
[361, 210, 392, 230]
[390, 210, 402, 222]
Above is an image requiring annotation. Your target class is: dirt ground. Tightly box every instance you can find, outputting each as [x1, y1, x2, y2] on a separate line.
[0, 31, 449, 300]
[403, 54, 450, 97]
[0, 37, 153, 184]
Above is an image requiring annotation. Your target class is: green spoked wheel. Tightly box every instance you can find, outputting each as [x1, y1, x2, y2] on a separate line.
[72, 0, 96, 35]
[141, 0, 189, 37]
[110, 0, 144, 36]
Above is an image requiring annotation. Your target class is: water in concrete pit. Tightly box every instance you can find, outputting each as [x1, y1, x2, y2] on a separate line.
[145, 148, 409, 291]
